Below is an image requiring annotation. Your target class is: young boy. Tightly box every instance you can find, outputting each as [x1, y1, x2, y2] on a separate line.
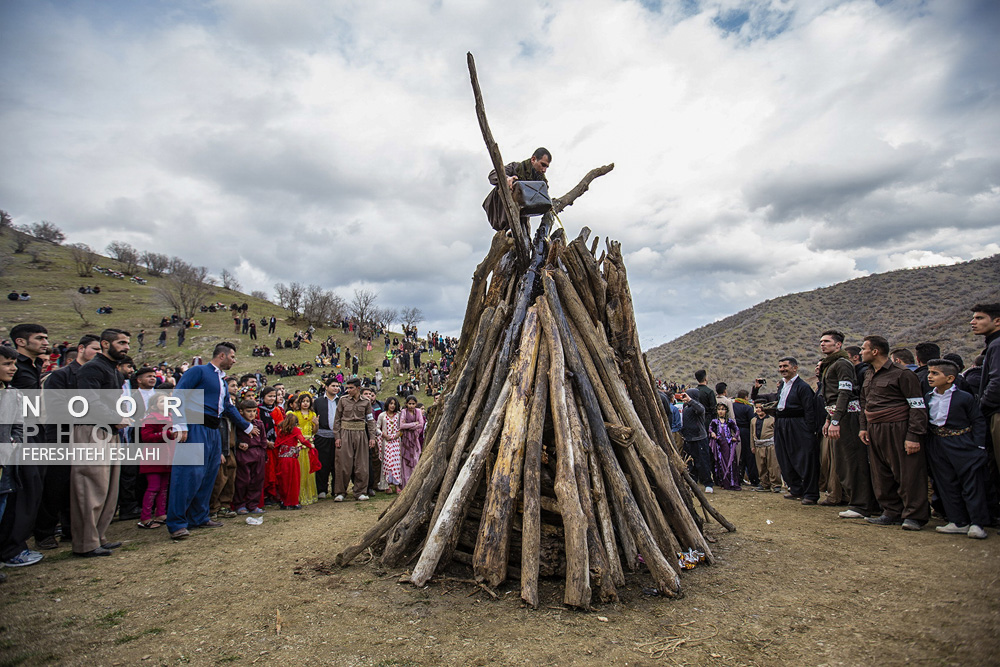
[750, 402, 782, 493]
[925, 359, 989, 539]
[233, 399, 268, 515]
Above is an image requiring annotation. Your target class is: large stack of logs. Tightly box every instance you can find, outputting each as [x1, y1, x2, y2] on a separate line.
[334, 54, 733, 608]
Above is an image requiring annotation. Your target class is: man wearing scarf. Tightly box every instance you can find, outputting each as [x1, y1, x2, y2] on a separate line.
[819, 330, 881, 519]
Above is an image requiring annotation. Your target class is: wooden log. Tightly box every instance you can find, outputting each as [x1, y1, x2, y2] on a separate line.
[409, 375, 514, 586]
[467, 52, 529, 267]
[429, 342, 501, 534]
[552, 269, 717, 563]
[541, 273, 682, 596]
[455, 231, 512, 370]
[605, 423, 635, 448]
[617, 441, 683, 573]
[566, 384, 618, 602]
[338, 302, 496, 568]
[520, 339, 550, 608]
[552, 163, 615, 214]
[473, 307, 542, 587]
[684, 469, 737, 532]
[567, 237, 607, 329]
[537, 297, 592, 609]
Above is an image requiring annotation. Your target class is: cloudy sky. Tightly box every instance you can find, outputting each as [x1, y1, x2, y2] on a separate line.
[2, 0, 998, 346]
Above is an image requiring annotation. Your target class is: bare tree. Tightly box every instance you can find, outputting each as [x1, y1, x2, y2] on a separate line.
[155, 259, 213, 319]
[302, 284, 347, 327]
[29, 221, 66, 244]
[400, 306, 424, 331]
[71, 293, 91, 325]
[348, 288, 379, 329]
[220, 268, 241, 291]
[373, 306, 399, 334]
[11, 225, 32, 253]
[250, 289, 269, 301]
[68, 243, 98, 277]
[141, 250, 169, 276]
[0, 210, 12, 235]
[274, 282, 305, 318]
[106, 241, 140, 275]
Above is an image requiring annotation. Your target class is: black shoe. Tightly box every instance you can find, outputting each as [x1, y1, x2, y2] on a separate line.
[801, 499, 817, 506]
[864, 514, 902, 526]
[73, 547, 113, 557]
[901, 519, 924, 531]
[35, 536, 59, 550]
[101, 541, 122, 550]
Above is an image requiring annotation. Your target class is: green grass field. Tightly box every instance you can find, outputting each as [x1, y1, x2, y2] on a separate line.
[0, 231, 439, 402]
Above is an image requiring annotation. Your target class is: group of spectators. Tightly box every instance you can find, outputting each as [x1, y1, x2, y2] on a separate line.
[661, 303, 1000, 540]
[0, 323, 431, 581]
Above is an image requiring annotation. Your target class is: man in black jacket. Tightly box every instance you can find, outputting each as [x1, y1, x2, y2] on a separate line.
[971, 303, 1000, 524]
[34, 335, 101, 550]
[313, 379, 342, 498]
[483, 147, 551, 232]
[71, 328, 131, 557]
[0, 324, 49, 567]
[752, 357, 819, 504]
[679, 392, 714, 493]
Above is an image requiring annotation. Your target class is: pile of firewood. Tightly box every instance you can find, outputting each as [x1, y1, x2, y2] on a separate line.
[334, 54, 733, 609]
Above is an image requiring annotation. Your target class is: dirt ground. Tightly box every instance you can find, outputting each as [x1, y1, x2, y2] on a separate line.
[1, 489, 998, 667]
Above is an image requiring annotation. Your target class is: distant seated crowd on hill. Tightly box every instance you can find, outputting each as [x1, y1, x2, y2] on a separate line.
[0, 318, 452, 576]
[656, 303, 1000, 542]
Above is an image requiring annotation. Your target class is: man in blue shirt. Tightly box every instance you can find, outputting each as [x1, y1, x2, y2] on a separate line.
[167, 343, 259, 540]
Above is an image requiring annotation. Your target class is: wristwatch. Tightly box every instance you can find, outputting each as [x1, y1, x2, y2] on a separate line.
[830, 420, 839, 426]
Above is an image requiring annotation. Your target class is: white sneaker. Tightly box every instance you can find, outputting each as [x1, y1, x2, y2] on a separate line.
[839, 509, 865, 519]
[935, 522, 970, 534]
[357, 494, 369, 501]
[333, 494, 345, 502]
[704, 486, 714, 494]
[318, 492, 327, 499]
[967, 525, 988, 539]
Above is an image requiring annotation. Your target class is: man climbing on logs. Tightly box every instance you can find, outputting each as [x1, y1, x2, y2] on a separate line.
[483, 147, 551, 232]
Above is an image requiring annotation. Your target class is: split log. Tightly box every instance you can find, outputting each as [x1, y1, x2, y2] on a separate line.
[468, 52, 529, 266]
[520, 340, 550, 608]
[409, 375, 513, 586]
[540, 277, 681, 597]
[473, 307, 541, 587]
[552, 163, 615, 214]
[536, 297, 592, 609]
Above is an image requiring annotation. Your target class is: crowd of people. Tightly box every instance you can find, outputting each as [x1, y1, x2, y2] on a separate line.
[659, 303, 1000, 540]
[0, 323, 430, 580]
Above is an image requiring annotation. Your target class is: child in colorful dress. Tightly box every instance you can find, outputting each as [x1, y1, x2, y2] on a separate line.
[375, 397, 403, 494]
[137, 394, 173, 528]
[290, 393, 319, 505]
[709, 403, 742, 490]
[258, 387, 285, 507]
[399, 395, 425, 489]
[275, 413, 312, 510]
[233, 399, 268, 515]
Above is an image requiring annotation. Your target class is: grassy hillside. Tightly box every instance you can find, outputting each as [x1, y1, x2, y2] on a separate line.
[646, 254, 1000, 392]
[0, 231, 434, 401]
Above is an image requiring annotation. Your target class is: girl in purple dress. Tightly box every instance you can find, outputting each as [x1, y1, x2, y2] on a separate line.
[709, 404, 742, 490]
[398, 395, 425, 489]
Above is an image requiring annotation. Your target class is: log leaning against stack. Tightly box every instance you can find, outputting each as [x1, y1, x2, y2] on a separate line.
[334, 53, 734, 609]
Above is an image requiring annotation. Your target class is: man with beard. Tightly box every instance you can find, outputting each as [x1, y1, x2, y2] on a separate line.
[362, 387, 384, 496]
[483, 147, 551, 232]
[859, 335, 929, 530]
[333, 379, 376, 502]
[818, 331, 880, 519]
[314, 379, 341, 498]
[752, 357, 819, 505]
[70, 329, 131, 557]
[971, 303, 1000, 525]
[167, 343, 259, 540]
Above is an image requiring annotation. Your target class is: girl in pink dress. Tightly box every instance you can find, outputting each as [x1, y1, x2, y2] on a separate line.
[375, 397, 403, 493]
[398, 395, 425, 489]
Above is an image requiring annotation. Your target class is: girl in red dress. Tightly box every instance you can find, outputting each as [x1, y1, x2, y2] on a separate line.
[275, 413, 311, 509]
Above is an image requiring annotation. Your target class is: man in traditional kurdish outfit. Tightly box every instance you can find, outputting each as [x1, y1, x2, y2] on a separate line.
[818, 330, 881, 520]
[333, 379, 375, 502]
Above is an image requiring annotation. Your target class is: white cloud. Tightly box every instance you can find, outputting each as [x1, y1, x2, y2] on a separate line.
[1, 0, 998, 343]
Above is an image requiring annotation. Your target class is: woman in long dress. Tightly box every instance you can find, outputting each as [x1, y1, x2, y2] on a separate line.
[290, 393, 319, 505]
[398, 395, 425, 489]
[375, 397, 403, 494]
[709, 403, 741, 490]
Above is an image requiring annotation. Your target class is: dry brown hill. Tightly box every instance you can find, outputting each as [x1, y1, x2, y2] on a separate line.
[646, 254, 1000, 393]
